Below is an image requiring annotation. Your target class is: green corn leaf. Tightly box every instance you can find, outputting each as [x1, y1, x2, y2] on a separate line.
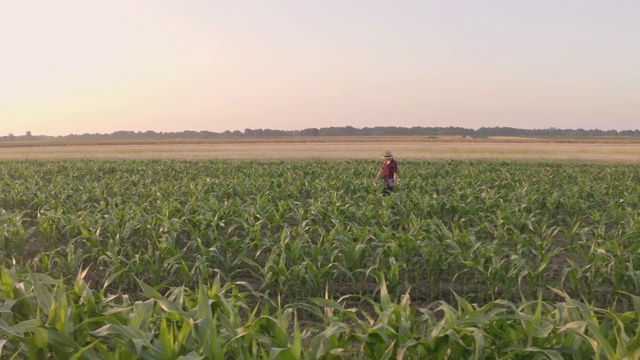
[70, 340, 103, 360]
[34, 326, 80, 349]
[269, 348, 296, 360]
[379, 276, 391, 310]
[309, 298, 345, 312]
[135, 278, 183, 314]
[1, 268, 22, 299]
[0, 339, 6, 357]
[48, 284, 72, 335]
[177, 318, 193, 353]
[626, 331, 640, 360]
[587, 322, 616, 359]
[89, 323, 119, 337]
[0, 318, 40, 336]
[176, 353, 205, 360]
[102, 270, 125, 291]
[131, 299, 155, 331]
[159, 316, 177, 359]
[29, 270, 53, 316]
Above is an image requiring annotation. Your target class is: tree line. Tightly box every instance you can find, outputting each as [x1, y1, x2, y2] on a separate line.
[2, 126, 639, 142]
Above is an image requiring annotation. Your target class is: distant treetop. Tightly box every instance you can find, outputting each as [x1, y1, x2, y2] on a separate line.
[2, 126, 639, 142]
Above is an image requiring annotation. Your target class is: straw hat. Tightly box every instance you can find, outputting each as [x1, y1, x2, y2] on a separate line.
[382, 150, 393, 158]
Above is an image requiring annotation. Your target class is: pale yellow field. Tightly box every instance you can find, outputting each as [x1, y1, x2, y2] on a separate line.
[1, 137, 639, 162]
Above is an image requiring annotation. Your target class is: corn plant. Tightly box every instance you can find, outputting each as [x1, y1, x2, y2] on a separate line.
[1, 159, 640, 356]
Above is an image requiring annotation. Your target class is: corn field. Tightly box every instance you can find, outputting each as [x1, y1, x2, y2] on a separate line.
[1, 159, 640, 358]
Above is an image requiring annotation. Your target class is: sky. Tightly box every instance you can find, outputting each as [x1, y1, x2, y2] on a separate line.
[1, 0, 639, 136]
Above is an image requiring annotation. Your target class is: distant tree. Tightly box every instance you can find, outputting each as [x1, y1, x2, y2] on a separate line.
[10, 125, 639, 142]
[343, 126, 356, 136]
[620, 130, 640, 136]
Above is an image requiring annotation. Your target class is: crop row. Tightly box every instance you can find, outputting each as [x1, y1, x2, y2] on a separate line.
[2, 267, 640, 358]
[1, 159, 640, 357]
[1, 160, 639, 303]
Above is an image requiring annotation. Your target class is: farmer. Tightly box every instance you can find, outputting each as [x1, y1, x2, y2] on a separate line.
[373, 150, 399, 195]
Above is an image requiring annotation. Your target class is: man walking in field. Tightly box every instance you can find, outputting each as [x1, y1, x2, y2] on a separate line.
[373, 150, 399, 196]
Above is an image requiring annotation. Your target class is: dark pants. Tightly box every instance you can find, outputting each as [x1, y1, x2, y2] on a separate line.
[382, 178, 394, 196]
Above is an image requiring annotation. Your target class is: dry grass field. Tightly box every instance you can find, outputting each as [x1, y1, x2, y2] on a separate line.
[1, 136, 640, 162]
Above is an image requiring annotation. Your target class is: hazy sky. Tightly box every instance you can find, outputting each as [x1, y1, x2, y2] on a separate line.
[1, 0, 638, 136]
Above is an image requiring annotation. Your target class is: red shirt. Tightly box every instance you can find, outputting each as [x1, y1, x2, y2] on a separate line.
[381, 159, 398, 179]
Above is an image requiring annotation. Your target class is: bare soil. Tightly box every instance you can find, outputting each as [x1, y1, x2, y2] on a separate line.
[1, 136, 639, 162]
